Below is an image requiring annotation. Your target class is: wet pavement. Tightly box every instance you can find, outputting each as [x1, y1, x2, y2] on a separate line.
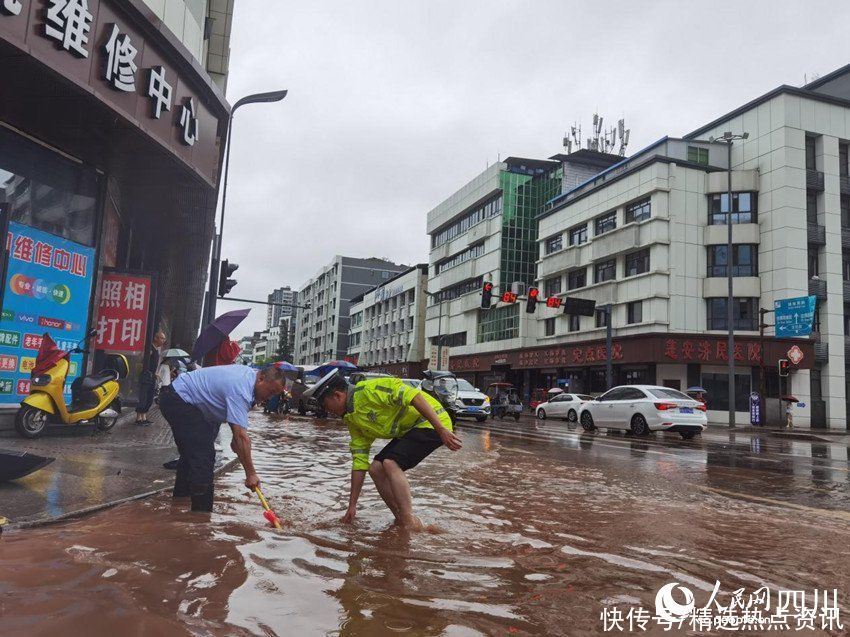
[0, 409, 234, 526]
[1, 412, 850, 636]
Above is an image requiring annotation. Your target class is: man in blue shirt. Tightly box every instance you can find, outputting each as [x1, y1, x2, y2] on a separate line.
[159, 364, 287, 512]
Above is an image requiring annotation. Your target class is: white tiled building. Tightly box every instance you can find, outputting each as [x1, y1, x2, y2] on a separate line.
[347, 265, 429, 377]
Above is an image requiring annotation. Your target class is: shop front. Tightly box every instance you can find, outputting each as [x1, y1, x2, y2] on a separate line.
[0, 0, 230, 405]
[448, 334, 814, 422]
[361, 360, 427, 380]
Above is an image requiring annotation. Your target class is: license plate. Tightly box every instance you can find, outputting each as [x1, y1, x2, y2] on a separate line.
[680, 407, 693, 414]
[466, 407, 481, 412]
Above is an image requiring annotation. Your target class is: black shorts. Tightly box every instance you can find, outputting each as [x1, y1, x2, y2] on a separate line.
[374, 427, 443, 471]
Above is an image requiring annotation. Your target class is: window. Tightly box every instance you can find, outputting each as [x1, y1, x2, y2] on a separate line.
[432, 331, 467, 347]
[841, 144, 849, 178]
[594, 259, 616, 283]
[708, 192, 756, 225]
[627, 301, 642, 324]
[805, 136, 817, 171]
[599, 387, 628, 401]
[381, 270, 391, 279]
[0, 126, 99, 246]
[568, 268, 586, 290]
[706, 297, 758, 330]
[702, 372, 750, 411]
[595, 211, 617, 235]
[435, 243, 485, 274]
[433, 277, 483, 304]
[842, 196, 850, 228]
[809, 250, 820, 278]
[569, 224, 588, 246]
[843, 258, 850, 282]
[624, 249, 650, 277]
[431, 195, 502, 248]
[595, 309, 608, 328]
[544, 317, 555, 336]
[807, 192, 818, 224]
[648, 387, 691, 400]
[622, 371, 650, 386]
[477, 304, 519, 343]
[544, 277, 562, 297]
[568, 315, 580, 332]
[545, 234, 563, 254]
[687, 146, 709, 165]
[625, 198, 651, 223]
[707, 245, 758, 277]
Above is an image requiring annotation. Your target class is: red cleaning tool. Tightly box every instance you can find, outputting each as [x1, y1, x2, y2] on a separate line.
[254, 486, 282, 529]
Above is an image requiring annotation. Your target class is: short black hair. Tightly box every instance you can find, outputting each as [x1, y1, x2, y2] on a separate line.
[326, 375, 348, 395]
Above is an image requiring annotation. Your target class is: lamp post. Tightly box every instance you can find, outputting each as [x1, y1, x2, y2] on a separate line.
[709, 131, 749, 428]
[205, 90, 288, 325]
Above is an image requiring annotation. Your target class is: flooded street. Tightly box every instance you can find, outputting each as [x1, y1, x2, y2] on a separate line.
[2, 413, 850, 636]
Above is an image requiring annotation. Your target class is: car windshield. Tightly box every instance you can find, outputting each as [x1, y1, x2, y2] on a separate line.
[648, 388, 692, 400]
[457, 379, 476, 392]
[576, 394, 592, 400]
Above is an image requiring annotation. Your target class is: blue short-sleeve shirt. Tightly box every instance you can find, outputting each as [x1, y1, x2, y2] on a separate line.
[172, 365, 257, 428]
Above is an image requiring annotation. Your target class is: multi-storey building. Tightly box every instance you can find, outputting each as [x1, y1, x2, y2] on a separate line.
[347, 265, 429, 377]
[445, 65, 850, 429]
[294, 256, 407, 365]
[425, 154, 621, 387]
[266, 286, 297, 329]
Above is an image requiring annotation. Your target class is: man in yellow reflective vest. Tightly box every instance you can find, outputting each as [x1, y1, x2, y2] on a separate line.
[305, 370, 462, 529]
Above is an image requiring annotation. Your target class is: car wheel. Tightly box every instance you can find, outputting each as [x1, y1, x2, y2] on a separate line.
[630, 414, 650, 437]
[537, 409, 546, 420]
[680, 431, 696, 440]
[567, 409, 577, 422]
[580, 411, 595, 432]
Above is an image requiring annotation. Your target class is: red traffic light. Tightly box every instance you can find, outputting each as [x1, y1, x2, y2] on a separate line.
[501, 291, 518, 303]
[778, 358, 790, 377]
[481, 281, 494, 309]
[546, 296, 562, 308]
[483, 282, 493, 292]
[525, 287, 539, 314]
[528, 287, 539, 299]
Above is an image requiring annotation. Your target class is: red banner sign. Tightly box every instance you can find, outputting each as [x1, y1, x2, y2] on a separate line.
[94, 272, 153, 352]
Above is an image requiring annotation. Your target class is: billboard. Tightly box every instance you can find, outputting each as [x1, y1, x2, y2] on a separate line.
[774, 296, 817, 337]
[0, 222, 96, 403]
[94, 272, 153, 353]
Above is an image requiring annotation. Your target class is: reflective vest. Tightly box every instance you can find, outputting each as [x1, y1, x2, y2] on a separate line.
[343, 377, 452, 471]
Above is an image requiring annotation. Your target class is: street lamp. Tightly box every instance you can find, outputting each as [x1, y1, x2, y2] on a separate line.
[709, 131, 749, 428]
[205, 89, 289, 325]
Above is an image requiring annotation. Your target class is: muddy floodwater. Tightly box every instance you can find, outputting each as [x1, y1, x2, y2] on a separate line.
[2, 414, 850, 636]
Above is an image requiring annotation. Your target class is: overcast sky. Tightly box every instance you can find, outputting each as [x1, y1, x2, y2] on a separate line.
[222, 0, 850, 339]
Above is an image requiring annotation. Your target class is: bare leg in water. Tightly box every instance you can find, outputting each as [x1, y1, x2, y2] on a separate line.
[380, 459, 425, 531]
[368, 460, 401, 519]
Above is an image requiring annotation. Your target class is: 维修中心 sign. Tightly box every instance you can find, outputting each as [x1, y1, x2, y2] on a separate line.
[0, 222, 95, 403]
[774, 295, 817, 337]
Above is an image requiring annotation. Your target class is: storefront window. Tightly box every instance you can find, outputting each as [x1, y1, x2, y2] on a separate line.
[0, 127, 98, 246]
[702, 372, 750, 411]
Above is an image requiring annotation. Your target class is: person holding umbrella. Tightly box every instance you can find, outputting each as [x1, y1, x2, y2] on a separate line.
[135, 330, 166, 425]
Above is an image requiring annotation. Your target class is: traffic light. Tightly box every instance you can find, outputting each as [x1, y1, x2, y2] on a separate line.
[526, 287, 539, 313]
[501, 291, 518, 303]
[481, 281, 493, 308]
[546, 296, 562, 309]
[218, 259, 239, 296]
[778, 358, 790, 377]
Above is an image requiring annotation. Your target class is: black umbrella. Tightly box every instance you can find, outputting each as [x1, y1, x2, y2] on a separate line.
[191, 308, 251, 361]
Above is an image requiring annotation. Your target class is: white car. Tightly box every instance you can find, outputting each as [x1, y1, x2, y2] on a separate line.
[454, 378, 491, 422]
[577, 385, 707, 439]
[401, 378, 422, 389]
[535, 393, 593, 422]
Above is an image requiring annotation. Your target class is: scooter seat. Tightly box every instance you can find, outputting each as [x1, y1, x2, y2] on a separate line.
[75, 370, 118, 391]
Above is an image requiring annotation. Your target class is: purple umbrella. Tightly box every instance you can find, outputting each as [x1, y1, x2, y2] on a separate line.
[313, 360, 358, 376]
[191, 308, 251, 361]
[273, 360, 301, 378]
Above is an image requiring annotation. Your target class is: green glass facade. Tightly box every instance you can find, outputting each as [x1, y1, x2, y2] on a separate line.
[475, 165, 562, 343]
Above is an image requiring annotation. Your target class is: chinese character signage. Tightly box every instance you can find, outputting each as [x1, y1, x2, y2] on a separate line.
[94, 271, 152, 352]
[749, 392, 761, 426]
[0, 222, 95, 403]
[774, 295, 817, 337]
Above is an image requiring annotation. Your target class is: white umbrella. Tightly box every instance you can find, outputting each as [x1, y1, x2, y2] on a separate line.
[162, 348, 190, 359]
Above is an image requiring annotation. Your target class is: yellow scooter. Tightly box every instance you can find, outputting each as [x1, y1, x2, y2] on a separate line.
[15, 330, 128, 439]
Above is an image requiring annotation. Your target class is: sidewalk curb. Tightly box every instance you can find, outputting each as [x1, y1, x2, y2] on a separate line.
[3, 457, 239, 532]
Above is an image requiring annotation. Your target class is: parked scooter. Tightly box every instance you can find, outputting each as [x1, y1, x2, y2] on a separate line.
[15, 330, 128, 439]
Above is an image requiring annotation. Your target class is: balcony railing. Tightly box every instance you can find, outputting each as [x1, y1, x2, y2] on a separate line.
[843, 228, 850, 251]
[844, 280, 850, 302]
[845, 336, 850, 360]
[808, 277, 827, 300]
[807, 169, 825, 191]
[840, 174, 850, 195]
[814, 341, 829, 365]
[807, 223, 826, 245]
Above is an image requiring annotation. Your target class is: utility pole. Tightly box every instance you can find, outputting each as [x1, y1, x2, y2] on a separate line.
[605, 303, 613, 389]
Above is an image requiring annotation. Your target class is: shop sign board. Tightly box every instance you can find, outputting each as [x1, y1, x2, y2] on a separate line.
[94, 271, 153, 353]
[0, 222, 95, 403]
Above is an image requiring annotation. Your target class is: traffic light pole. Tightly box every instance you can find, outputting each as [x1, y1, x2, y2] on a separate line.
[205, 234, 221, 325]
[605, 304, 613, 389]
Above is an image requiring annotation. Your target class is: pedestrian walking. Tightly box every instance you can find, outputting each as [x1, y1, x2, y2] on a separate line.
[135, 330, 166, 425]
[159, 364, 287, 512]
[305, 370, 462, 530]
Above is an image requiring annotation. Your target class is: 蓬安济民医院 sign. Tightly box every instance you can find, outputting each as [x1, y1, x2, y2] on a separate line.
[774, 295, 817, 337]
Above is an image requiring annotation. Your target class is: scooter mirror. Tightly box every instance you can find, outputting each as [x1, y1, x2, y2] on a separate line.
[88, 328, 98, 338]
